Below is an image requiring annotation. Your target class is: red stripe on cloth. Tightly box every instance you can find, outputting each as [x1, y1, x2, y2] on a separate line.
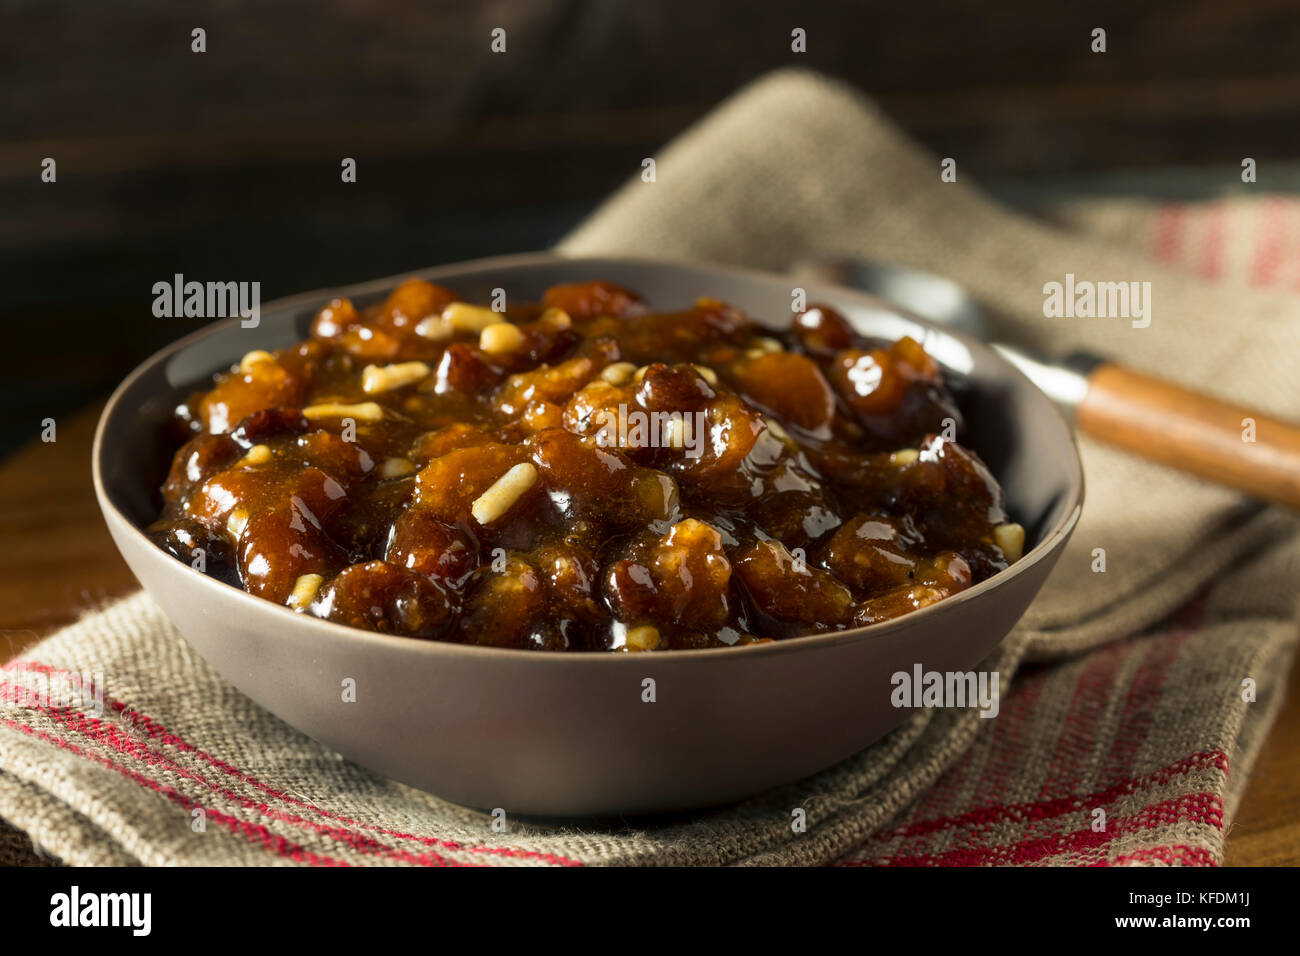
[1151, 204, 1188, 265]
[888, 671, 1047, 860]
[1198, 203, 1228, 279]
[1098, 629, 1192, 787]
[2, 662, 582, 867]
[1035, 641, 1130, 801]
[1103, 844, 1218, 867]
[9, 697, 473, 866]
[4, 718, 354, 866]
[968, 672, 1045, 807]
[0, 665, 579, 868]
[841, 792, 1223, 867]
[870, 749, 1228, 843]
[1250, 197, 1287, 287]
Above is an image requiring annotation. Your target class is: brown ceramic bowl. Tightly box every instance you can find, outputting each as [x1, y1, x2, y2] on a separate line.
[93, 253, 1083, 817]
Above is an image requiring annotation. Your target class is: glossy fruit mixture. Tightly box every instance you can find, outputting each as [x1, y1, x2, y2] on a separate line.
[149, 279, 1024, 651]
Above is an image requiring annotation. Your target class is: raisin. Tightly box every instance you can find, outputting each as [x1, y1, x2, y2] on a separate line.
[542, 281, 646, 320]
[374, 278, 456, 330]
[296, 429, 375, 477]
[386, 509, 478, 586]
[408, 423, 493, 464]
[823, 514, 919, 592]
[529, 426, 643, 524]
[851, 585, 949, 627]
[148, 518, 238, 586]
[313, 561, 453, 639]
[160, 433, 241, 507]
[636, 363, 716, 412]
[649, 519, 733, 630]
[460, 557, 546, 649]
[735, 540, 851, 626]
[729, 351, 835, 431]
[792, 305, 855, 358]
[413, 443, 527, 524]
[199, 359, 306, 435]
[434, 343, 497, 395]
[826, 337, 962, 445]
[230, 407, 310, 448]
[238, 505, 348, 604]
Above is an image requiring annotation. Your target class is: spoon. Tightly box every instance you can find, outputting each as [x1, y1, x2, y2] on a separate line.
[796, 258, 1300, 510]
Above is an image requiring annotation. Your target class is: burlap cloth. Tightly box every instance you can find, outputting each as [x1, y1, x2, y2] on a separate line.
[2, 69, 1297, 866]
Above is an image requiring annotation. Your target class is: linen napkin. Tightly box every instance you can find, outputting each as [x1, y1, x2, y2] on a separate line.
[2, 68, 1297, 866]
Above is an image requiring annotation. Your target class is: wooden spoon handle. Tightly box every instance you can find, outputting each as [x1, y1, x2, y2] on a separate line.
[1076, 362, 1300, 510]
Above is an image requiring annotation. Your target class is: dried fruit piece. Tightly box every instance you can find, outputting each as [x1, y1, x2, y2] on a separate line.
[792, 305, 855, 358]
[729, 351, 835, 431]
[735, 540, 851, 625]
[312, 561, 453, 639]
[542, 280, 646, 319]
[386, 509, 478, 586]
[413, 443, 527, 524]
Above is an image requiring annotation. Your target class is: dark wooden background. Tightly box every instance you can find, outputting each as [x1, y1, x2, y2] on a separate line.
[4, 0, 1300, 456]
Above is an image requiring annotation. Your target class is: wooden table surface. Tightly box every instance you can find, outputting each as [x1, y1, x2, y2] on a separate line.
[2, 402, 1297, 865]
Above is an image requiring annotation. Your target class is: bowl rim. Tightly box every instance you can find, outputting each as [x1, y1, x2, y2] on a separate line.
[92, 250, 1084, 666]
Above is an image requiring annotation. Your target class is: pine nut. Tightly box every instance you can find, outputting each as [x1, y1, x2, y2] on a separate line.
[600, 361, 637, 385]
[540, 307, 572, 330]
[239, 350, 275, 372]
[692, 364, 719, 386]
[226, 508, 249, 541]
[241, 444, 273, 466]
[443, 302, 501, 333]
[414, 316, 454, 341]
[994, 522, 1025, 563]
[625, 624, 661, 652]
[362, 361, 430, 394]
[377, 456, 416, 478]
[287, 573, 324, 611]
[302, 402, 384, 421]
[470, 462, 538, 524]
[764, 417, 792, 443]
[479, 322, 526, 354]
[662, 416, 686, 448]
